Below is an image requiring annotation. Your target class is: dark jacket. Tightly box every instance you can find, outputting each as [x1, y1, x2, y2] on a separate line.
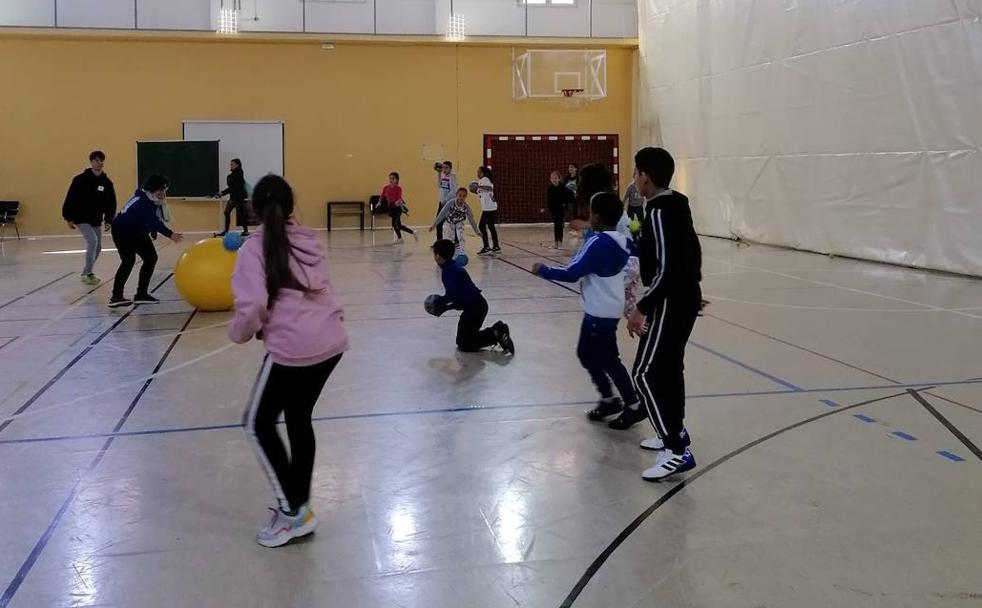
[112, 190, 174, 239]
[547, 184, 575, 216]
[635, 191, 702, 316]
[436, 261, 483, 311]
[220, 169, 247, 201]
[62, 169, 117, 225]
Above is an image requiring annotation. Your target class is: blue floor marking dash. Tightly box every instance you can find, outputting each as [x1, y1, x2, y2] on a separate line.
[892, 431, 918, 441]
[937, 450, 965, 462]
[820, 399, 839, 408]
[854, 414, 876, 423]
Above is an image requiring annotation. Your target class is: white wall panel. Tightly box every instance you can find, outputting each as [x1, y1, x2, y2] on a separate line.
[56, 0, 135, 28]
[452, 0, 525, 36]
[527, 2, 589, 37]
[591, 0, 637, 37]
[305, 0, 375, 34]
[637, 0, 982, 276]
[0, 0, 55, 27]
[376, 0, 440, 35]
[137, 0, 211, 30]
[210, 0, 303, 32]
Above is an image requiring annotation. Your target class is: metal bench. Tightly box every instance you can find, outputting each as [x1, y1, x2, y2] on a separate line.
[326, 201, 365, 231]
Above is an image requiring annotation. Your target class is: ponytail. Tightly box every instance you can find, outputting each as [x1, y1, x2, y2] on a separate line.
[250, 175, 311, 309]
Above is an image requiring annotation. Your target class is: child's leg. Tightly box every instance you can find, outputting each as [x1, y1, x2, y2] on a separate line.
[134, 235, 158, 296]
[436, 202, 446, 240]
[486, 211, 499, 248]
[245, 358, 293, 512]
[452, 222, 465, 256]
[479, 212, 490, 249]
[222, 200, 233, 234]
[632, 299, 698, 454]
[456, 298, 497, 352]
[111, 231, 136, 299]
[552, 212, 564, 245]
[576, 317, 615, 399]
[282, 354, 342, 511]
[390, 209, 402, 239]
[77, 223, 99, 276]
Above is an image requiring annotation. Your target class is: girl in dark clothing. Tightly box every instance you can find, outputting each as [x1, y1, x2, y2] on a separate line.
[547, 170, 575, 249]
[217, 159, 249, 237]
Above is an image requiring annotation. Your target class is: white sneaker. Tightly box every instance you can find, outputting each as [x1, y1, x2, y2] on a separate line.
[412, 231, 419, 242]
[639, 428, 690, 451]
[256, 505, 318, 548]
[642, 448, 696, 482]
[640, 436, 664, 451]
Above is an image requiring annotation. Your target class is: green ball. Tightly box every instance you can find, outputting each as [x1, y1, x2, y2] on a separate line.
[628, 218, 642, 234]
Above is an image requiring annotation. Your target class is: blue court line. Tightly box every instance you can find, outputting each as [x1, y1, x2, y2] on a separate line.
[0, 310, 196, 607]
[689, 341, 804, 392]
[892, 431, 918, 441]
[820, 399, 839, 408]
[937, 450, 965, 462]
[4, 377, 982, 448]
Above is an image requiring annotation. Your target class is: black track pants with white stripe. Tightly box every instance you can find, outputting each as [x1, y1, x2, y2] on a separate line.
[244, 354, 342, 512]
[632, 297, 698, 454]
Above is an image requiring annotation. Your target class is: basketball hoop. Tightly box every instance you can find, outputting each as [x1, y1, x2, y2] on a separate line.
[560, 88, 585, 109]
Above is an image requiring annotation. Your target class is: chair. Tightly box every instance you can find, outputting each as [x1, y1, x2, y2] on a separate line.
[326, 201, 366, 232]
[0, 201, 19, 240]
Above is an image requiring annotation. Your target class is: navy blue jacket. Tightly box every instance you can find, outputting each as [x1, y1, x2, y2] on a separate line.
[112, 190, 173, 238]
[436, 261, 482, 310]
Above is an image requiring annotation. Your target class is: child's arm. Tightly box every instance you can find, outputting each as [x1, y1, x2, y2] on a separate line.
[635, 209, 681, 315]
[431, 203, 451, 228]
[448, 174, 458, 201]
[228, 245, 269, 344]
[534, 237, 599, 283]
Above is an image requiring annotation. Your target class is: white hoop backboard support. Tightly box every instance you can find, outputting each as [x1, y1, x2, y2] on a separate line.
[512, 49, 607, 102]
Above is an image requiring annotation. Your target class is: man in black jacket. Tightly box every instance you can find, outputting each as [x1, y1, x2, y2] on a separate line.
[626, 147, 703, 481]
[62, 151, 117, 285]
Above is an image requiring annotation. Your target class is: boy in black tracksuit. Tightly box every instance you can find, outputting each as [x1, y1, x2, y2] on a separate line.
[430, 240, 514, 355]
[626, 147, 703, 481]
[62, 151, 117, 284]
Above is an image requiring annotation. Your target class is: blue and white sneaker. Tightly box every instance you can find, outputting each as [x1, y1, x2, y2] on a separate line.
[642, 448, 696, 482]
[256, 504, 318, 548]
[640, 428, 691, 451]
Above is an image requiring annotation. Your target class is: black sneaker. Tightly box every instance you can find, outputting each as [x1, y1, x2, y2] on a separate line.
[587, 398, 623, 422]
[133, 293, 160, 305]
[608, 406, 648, 430]
[491, 246, 502, 254]
[477, 247, 491, 256]
[108, 296, 132, 308]
[493, 322, 515, 355]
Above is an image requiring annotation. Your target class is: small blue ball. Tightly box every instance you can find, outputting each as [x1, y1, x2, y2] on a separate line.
[222, 231, 243, 252]
[454, 254, 469, 267]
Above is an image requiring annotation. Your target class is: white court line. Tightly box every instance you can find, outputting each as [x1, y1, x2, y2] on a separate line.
[703, 294, 942, 313]
[2, 342, 237, 425]
[703, 256, 982, 322]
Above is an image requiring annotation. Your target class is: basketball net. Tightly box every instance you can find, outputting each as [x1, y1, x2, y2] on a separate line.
[560, 88, 585, 109]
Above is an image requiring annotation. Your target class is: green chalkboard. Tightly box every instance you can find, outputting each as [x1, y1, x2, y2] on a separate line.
[137, 140, 220, 198]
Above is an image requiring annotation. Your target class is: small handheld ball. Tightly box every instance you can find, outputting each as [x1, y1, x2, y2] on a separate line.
[468, 181, 479, 194]
[628, 218, 642, 234]
[454, 254, 469, 267]
[434, 162, 443, 171]
[424, 294, 444, 317]
[222, 231, 244, 252]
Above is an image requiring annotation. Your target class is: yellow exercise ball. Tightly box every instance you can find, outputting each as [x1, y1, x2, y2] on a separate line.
[174, 237, 238, 312]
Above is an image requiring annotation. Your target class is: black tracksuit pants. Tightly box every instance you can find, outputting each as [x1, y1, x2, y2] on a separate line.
[631, 295, 700, 454]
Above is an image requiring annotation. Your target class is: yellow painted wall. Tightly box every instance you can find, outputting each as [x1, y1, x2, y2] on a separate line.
[0, 33, 634, 235]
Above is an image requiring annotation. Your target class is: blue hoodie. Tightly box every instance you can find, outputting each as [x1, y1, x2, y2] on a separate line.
[537, 230, 631, 319]
[112, 190, 173, 238]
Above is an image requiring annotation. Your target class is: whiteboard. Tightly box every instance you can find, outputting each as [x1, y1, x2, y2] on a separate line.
[182, 121, 284, 196]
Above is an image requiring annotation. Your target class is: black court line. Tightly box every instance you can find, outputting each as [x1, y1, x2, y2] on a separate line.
[495, 255, 580, 296]
[0, 309, 196, 608]
[921, 391, 982, 416]
[0, 272, 73, 310]
[0, 273, 174, 436]
[558, 390, 912, 608]
[907, 389, 982, 461]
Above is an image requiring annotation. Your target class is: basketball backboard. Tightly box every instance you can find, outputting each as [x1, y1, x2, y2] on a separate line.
[512, 49, 607, 101]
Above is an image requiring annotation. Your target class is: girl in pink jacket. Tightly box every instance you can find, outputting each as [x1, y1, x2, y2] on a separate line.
[229, 174, 348, 548]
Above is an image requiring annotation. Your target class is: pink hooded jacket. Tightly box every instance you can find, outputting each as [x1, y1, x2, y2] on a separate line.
[228, 223, 348, 366]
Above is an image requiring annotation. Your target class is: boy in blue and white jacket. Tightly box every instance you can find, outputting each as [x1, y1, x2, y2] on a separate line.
[533, 192, 640, 424]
